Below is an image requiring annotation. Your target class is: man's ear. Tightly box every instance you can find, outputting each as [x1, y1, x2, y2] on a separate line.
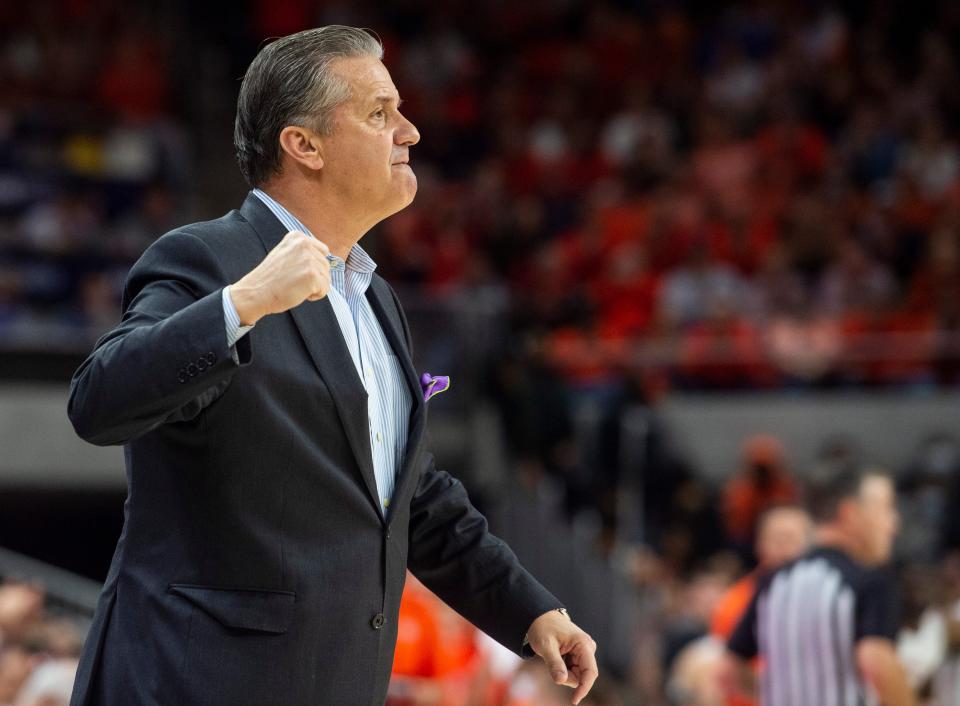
[278, 125, 324, 172]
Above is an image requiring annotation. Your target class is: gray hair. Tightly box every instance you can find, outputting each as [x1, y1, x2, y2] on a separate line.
[234, 26, 384, 186]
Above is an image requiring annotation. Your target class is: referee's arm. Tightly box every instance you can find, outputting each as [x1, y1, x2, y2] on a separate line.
[856, 639, 914, 706]
[856, 571, 916, 706]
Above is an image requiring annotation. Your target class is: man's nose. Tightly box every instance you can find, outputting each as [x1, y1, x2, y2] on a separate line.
[396, 113, 420, 147]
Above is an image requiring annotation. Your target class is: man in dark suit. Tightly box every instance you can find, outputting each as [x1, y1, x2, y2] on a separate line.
[66, 25, 598, 706]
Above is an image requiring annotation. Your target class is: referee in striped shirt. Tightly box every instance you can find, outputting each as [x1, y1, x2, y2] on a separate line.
[725, 465, 915, 706]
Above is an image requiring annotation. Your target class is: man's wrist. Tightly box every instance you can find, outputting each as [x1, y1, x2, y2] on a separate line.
[523, 607, 570, 646]
[228, 282, 263, 326]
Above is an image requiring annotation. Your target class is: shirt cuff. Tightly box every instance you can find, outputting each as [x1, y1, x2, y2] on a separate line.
[222, 286, 254, 362]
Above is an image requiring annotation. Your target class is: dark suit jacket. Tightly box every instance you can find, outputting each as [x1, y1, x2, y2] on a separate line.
[66, 194, 562, 706]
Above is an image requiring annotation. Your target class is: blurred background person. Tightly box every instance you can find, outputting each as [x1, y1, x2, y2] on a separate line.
[666, 505, 811, 706]
[710, 505, 812, 644]
[725, 466, 913, 706]
[721, 436, 800, 563]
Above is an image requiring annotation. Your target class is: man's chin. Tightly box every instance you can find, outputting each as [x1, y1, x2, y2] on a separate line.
[396, 176, 418, 205]
[383, 186, 418, 218]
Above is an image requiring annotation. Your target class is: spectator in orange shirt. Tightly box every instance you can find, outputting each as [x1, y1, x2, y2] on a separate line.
[390, 573, 481, 706]
[710, 505, 813, 641]
[722, 436, 800, 559]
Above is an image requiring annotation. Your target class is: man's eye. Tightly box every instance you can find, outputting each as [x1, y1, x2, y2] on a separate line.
[372, 109, 385, 119]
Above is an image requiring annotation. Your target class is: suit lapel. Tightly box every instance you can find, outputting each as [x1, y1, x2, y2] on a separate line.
[287, 300, 383, 522]
[366, 278, 426, 522]
[239, 194, 385, 523]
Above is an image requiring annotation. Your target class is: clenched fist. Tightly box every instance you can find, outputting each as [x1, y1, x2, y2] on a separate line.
[228, 230, 332, 326]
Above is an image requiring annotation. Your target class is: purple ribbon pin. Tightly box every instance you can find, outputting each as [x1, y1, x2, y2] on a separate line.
[419, 372, 450, 403]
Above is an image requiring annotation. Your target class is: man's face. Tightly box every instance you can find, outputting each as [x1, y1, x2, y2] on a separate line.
[756, 507, 811, 569]
[854, 475, 899, 564]
[318, 55, 420, 221]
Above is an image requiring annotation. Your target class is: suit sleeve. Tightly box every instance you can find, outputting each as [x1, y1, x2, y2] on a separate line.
[67, 229, 253, 446]
[406, 451, 563, 659]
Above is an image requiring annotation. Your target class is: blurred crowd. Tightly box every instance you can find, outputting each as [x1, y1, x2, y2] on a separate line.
[0, 582, 82, 706]
[376, 0, 960, 391]
[5, 1, 960, 388]
[1, 0, 190, 348]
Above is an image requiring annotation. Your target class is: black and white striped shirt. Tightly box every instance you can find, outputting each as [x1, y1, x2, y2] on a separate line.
[728, 547, 898, 706]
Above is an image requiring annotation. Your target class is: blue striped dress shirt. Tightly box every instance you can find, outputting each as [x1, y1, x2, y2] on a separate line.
[221, 188, 412, 515]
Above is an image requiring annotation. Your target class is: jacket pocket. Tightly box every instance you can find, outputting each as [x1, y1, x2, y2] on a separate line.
[166, 583, 296, 634]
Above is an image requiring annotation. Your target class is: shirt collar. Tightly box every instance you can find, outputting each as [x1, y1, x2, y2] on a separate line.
[251, 188, 378, 275]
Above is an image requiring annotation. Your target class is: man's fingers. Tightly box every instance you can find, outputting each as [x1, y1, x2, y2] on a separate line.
[549, 656, 568, 684]
[313, 239, 330, 256]
[280, 229, 329, 258]
[570, 639, 599, 705]
[282, 229, 310, 245]
[571, 664, 598, 704]
[306, 269, 330, 300]
[535, 638, 568, 683]
[306, 236, 330, 258]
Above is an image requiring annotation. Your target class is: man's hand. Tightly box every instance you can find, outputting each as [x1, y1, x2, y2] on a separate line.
[857, 637, 917, 706]
[228, 230, 332, 326]
[524, 609, 598, 705]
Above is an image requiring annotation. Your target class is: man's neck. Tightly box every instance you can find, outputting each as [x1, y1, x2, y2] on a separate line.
[258, 181, 370, 261]
[814, 525, 869, 565]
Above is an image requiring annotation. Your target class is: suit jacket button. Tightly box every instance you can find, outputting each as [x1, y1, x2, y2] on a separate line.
[206, 352, 216, 364]
[371, 613, 385, 629]
[187, 363, 198, 377]
[177, 370, 187, 384]
[197, 358, 208, 371]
